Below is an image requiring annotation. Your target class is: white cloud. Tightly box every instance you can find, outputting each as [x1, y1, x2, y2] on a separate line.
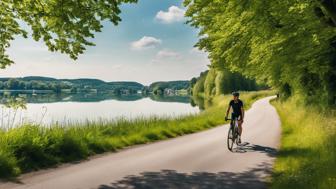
[155, 6, 185, 24]
[156, 49, 180, 59]
[190, 47, 209, 56]
[130, 36, 162, 50]
[151, 49, 181, 64]
[190, 47, 202, 54]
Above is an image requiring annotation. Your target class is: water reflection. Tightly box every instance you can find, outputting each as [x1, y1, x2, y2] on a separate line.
[0, 91, 193, 104]
[190, 95, 213, 110]
[0, 92, 199, 127]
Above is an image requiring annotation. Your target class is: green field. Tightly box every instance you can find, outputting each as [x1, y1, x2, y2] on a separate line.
[0, 90, 272, 178]
[271, 98, 336, 189]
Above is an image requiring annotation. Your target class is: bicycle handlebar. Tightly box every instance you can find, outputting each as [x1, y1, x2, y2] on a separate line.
[225, 117, 240, 121]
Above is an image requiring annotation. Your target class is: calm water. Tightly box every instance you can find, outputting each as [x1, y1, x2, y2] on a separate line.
[0, 92, 199, 126]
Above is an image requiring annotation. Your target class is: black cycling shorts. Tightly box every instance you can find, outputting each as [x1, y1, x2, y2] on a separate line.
[231, 113, 241, 120]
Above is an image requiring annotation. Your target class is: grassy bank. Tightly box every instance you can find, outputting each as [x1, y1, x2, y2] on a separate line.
[271, 98, 336, 189]
[0, 90, 273, 178]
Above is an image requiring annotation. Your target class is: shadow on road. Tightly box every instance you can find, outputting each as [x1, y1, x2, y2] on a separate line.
[233, 143, 277, 157]
[97, 163, 271, 189]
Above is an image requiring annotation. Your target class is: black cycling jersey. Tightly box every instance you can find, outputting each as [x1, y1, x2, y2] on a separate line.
[229, 99, 244, 116]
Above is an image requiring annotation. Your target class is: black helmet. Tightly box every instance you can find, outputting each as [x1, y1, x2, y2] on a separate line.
[232, 91, 240, 97]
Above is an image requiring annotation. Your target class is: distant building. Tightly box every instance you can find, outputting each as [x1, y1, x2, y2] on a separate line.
[164, 88, 175, 96]
[120, 89, 130, 95]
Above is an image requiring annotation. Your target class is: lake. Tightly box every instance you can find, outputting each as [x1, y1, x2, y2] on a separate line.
[0, 92, 200, 127]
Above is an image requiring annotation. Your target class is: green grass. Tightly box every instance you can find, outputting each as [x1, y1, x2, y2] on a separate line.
[0, 90, 273, 178]
[271, 98, 336, 189]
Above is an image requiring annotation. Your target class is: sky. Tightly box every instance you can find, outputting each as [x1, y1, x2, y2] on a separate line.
[1, 0, 209, 85]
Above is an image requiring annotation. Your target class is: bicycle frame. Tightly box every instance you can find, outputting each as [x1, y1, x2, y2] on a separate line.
[233, 118, 239, 135]
[227, 117, 239, 132]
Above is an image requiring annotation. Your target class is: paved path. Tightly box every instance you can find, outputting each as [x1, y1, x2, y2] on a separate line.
[0, 96, 281, 189]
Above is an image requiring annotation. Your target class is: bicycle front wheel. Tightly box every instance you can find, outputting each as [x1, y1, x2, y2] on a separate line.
[227, 126, 234, 151]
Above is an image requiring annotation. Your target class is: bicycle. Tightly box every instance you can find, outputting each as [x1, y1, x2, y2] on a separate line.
[226, 116, 241, 151]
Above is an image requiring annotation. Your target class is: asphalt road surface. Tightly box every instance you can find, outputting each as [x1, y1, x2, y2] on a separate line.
[0, 96, 281, 189]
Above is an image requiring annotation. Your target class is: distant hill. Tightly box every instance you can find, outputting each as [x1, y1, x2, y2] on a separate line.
[22, 76, 58, 82]
[0, 77, 192, 95]
[0, 76, 145, 94]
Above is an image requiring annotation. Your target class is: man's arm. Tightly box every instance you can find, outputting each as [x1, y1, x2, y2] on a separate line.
[225, 105, 231, 119]
[241, 107, 245, 122]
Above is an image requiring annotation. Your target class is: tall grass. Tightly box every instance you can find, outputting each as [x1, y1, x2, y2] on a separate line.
[271, 98, 336, 189]
[0, 90, 273, 178]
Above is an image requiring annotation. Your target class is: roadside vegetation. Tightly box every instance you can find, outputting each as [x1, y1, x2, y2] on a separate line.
[0, 90, 273, 178]
[190, 70, 267, 101]
[184, 1, 336, 188]
[271, 98, 336, 189]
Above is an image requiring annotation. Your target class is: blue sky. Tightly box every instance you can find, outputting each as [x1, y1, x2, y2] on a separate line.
[1, 0, 209, 85]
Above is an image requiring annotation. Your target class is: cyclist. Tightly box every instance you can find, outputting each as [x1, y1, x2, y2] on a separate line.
[225, 92, 244, 143]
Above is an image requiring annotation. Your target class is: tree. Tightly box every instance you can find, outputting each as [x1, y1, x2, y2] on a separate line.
[6, 79, 19, 89]
[70, 86, 77, 94]
[184, 0, 336, 106]
[204, 68, 216, 98]
[190, 77, 197, 87]
[192, 67, 264, 99]
[0, 0, 137, 68]
[192, 71, 208, 97]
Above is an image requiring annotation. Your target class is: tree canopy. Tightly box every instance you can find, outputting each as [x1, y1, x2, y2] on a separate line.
[191, 69, 266, 99]
[184, 0, 336, 106]
[0, 0, 137, 68]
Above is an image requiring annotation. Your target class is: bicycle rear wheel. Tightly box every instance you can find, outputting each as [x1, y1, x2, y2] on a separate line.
[227, 126, 235, 151]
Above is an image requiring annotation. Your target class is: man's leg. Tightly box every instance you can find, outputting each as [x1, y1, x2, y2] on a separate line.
[235, 115, 242, 143]
[238, 120, 243, 136]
